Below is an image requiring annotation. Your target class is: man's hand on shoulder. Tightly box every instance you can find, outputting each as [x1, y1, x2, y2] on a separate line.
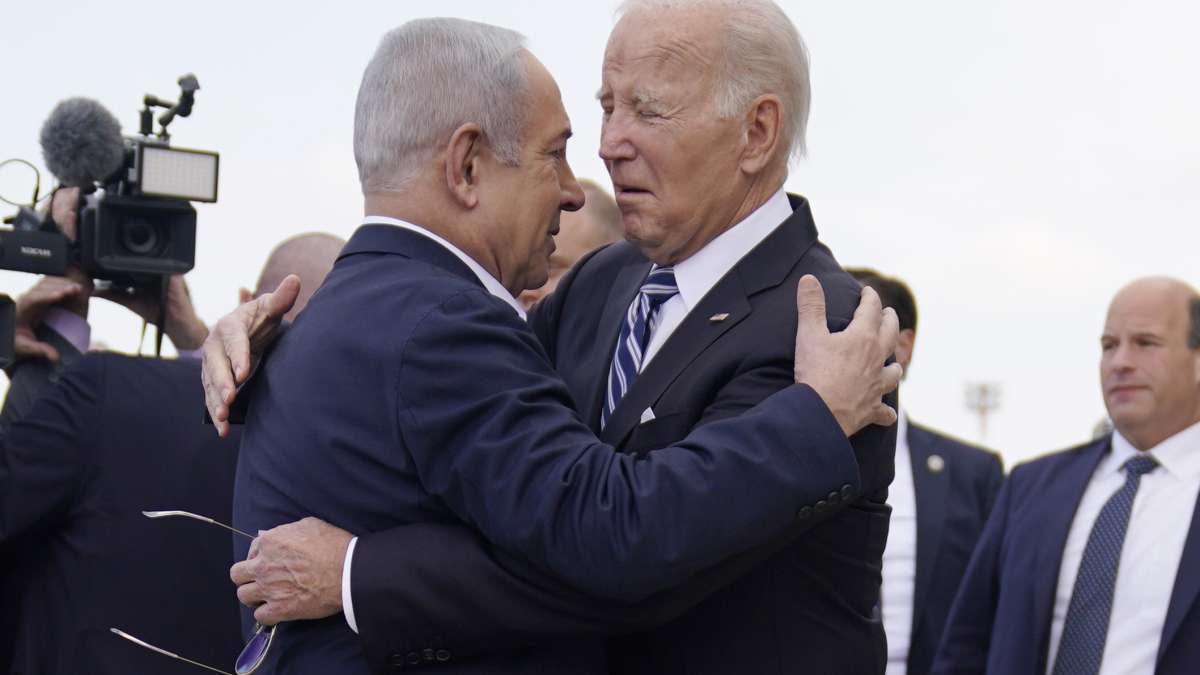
[201, 275, 300, 437]
[793, 274, 902, 437]
[230, 517, 352, 626]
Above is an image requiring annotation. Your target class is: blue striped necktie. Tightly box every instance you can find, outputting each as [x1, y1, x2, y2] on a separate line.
[1051, 453, 1159, 675]
[602, 266, 678, 429]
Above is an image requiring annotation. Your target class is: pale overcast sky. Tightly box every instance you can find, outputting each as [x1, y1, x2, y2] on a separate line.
[2, 0, 1197, 466]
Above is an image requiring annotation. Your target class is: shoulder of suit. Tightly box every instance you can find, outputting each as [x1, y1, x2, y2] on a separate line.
[1008, 435, 1108, 481]
[909, 421, 1001, 461]
[577, 239, 643, 275]
[329, 252, 500, 314]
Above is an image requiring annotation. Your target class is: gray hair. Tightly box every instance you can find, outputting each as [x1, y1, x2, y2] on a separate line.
[1189, 296, 1200, 350]
[617, 0, 812, 160]
[354, 18, 529, 193]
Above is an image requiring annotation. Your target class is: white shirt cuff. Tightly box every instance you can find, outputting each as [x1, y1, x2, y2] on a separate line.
[342, 536, 359, 633]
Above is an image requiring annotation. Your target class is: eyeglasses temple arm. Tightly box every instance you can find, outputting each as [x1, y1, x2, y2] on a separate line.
[110, 628, 235, 675]
[141, 510, 255, 540]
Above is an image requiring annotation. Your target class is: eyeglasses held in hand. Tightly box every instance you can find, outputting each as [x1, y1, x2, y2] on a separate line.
[109, 510, 277, 675]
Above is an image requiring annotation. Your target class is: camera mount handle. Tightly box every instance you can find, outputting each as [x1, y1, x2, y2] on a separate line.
[139, 74, 201, 141]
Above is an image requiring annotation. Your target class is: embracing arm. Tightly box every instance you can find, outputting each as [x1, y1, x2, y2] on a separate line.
[346, 277, 898, 664]
[352, 353, 895, 668]
[398, 288, 863, 602]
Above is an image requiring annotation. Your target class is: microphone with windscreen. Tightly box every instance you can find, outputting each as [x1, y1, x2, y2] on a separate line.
[39, 97, 127, 188]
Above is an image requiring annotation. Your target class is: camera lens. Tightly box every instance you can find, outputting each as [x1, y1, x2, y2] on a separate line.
[121, 221, 160, 256]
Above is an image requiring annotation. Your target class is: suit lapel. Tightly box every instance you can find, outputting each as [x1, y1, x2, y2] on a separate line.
[909, 424, 950, 633]
[1157, 484, 1200, 665]
[1031, 438, 1109, 672]
[598, 195, 820, 448]
[586, 258, 652, 430]
[600, 277, 752, 446]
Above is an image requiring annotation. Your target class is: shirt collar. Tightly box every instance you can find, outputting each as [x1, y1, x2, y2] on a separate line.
[1108, 419, 1200, 481]
[896, 407, 910, 459]
[361, 215, 526, 320]
[670, 187, 792, 311]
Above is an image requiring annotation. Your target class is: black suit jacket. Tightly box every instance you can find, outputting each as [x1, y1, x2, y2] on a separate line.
[235, 223, 865, 674]
[349, 195, 897, 673]
[904, 422, 1003, 675]
[0, 352, 243, 675]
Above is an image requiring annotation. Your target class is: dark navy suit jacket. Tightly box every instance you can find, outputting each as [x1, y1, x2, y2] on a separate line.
[932, 436, 1200, 674]
[0, 352, 243, 675]
[233, 222, 865, 674]
[905, 422, 1004, 675]
[344, 196, 898, 674]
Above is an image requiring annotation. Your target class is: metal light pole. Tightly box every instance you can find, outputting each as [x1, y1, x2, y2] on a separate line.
[965, 382, 1003, 443]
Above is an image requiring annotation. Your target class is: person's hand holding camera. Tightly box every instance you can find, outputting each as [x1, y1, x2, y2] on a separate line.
[11, 188, 93, 362]
[94, 276, 209, 351]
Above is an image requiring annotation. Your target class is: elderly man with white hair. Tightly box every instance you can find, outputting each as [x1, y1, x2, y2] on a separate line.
[199, 6, 899, 675]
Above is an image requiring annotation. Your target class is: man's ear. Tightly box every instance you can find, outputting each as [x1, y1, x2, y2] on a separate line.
[896, 328, 916, 377]
[238, 287, 253, 305]
[445, 123, 485, 208]
[739, 94, 784, 176]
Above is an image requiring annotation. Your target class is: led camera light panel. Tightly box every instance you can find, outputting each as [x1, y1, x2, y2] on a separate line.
[138, 146, 219, 202]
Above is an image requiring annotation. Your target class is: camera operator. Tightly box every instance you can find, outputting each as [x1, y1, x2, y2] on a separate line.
[0, 189, 344, 675]
[1, 187, 209, 428]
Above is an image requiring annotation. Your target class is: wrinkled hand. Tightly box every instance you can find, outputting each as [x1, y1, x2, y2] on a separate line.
[230, 517, 353, 626]
[201, 275, 300, 437]
[793, 275, 902, 437]
[95, 275, 209, 350]
[13, 276, 92, 361]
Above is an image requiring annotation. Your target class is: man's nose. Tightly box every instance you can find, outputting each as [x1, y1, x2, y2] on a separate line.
[1109, 343, 1136, 371]
[561, 163, 585, 212]
[599, 113, 635, 162]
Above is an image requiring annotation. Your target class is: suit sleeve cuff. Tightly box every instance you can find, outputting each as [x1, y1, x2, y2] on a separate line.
[343, 536, 359, 634]
[42, 308, 90, 354]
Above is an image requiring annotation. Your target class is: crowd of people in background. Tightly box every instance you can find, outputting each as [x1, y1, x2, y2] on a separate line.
[2, 1, 1198, 674]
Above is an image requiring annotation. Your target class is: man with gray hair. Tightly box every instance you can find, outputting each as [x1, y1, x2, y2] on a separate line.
[205, 13, 897, 675]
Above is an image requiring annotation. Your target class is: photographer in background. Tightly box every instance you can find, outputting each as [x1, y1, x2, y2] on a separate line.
[0, 190, 344, 675]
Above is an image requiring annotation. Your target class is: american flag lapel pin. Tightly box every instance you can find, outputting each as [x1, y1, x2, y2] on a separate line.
[709, 312, 730, 322]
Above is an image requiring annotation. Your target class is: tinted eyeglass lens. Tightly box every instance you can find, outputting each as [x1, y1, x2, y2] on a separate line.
[235, 626, 273, 675]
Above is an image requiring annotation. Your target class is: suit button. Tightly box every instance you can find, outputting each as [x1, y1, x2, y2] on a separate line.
[423, 649, 435, 662]
[436, 649, 452, 662]
[814, 499, 829, 514]
[406, 652, 421, 666]
[828, 490, 841, 503]
[841, 483, 854, 499]
[797, 506, 813, 520]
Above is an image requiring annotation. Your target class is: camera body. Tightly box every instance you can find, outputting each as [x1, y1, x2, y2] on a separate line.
[1, 77, 218, 289]
[75, 136, 217, 288]
[0, 138, 217, 287]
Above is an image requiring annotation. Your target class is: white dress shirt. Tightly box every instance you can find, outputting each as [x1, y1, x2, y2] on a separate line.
[341, 215, 526, 633]
[1044, 420, 1200, 674]
[640, 188, 793, 368]
[882, 410, 917, 675]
